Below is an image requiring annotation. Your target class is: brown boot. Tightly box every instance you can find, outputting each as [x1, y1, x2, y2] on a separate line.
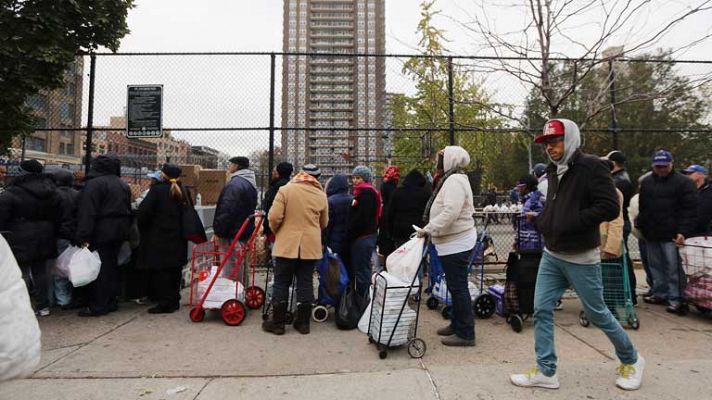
[262, 302, 287, 335]
[293, 303, 311, 334]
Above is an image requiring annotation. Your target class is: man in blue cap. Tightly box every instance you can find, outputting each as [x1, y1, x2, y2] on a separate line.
[637, 150, 698, 314]
[682, 164, 712, 237]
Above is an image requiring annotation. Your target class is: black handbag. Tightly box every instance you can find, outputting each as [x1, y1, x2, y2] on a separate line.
[335, 283, 370, 330]
[181, 189, 207, 244]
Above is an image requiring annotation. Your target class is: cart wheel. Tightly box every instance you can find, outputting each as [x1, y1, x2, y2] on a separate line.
[285, 311, 294, 325]
[579, 310, 590, 327]
[221, 299, 246, 326]
[441, 306, 452, 320]
[408, 338, 427, 359]
[244, 286, 266, 309]
[473, 294, 496, 319]
[379, 350, 388, 359]
[426, 297, 439, 310]
[628, 316, 640, 330]
[189, 307, 205, 323]
[510, 315, 523, 333]
[312, 305, 329, 322]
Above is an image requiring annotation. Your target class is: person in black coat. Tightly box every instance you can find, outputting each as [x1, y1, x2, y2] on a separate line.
[325, 174, 352, 257]
[0, 160, 61, 315]
[386, 169, 430, 248]
[682, 164, 712, 237]
[348, 165, 381, 296]
[137, 164, 189, 314]
[262, 162, 293, 242]
[75, 155, 132, 317]
[50, 168, 80, 308]
[377, 165, 400, 258]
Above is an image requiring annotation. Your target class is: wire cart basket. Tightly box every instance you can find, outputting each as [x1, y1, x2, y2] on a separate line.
[680, 237, 712, 315]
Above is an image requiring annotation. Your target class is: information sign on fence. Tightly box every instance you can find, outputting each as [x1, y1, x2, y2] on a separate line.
[127, 85, 163, 138]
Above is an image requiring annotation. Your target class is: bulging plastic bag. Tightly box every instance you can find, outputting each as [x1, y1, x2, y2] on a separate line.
[385, 235, 425, 283]
[57, 247, 101, 287]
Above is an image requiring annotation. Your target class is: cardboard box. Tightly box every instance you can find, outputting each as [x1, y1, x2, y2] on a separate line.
[198, 169, 228, 205]
[179, 164, 201, 188]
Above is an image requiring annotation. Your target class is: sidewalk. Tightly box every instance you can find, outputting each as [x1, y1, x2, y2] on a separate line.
[1, 285, 710, 400]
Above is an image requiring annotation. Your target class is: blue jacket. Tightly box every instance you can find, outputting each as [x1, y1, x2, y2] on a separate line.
[325, 175, 352, 256]
[213, 172, 258, 241]
[518, 190, 545, 251]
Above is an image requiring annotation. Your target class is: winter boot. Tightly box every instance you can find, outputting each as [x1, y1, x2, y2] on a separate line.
[293, 303, 312, 334]
[262, 301, 287, 335]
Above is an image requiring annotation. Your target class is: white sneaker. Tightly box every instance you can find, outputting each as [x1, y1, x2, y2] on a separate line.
[37, 308, 50, 317]
[510, 367, 560, 389]
[616, 355, 645, 390]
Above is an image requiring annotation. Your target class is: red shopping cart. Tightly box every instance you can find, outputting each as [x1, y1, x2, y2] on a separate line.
[188, 212, 267, 325]
[680, 237, 712, 316]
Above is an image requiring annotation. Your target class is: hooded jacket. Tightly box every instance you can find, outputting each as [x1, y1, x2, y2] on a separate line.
[53, 169, 79, 241]
[423, 146, 476, 245]
[76, 156, 132, 245]
[325, 175, 353, 255]
[637, 169, 698, 241]
[535, 119, 620, 253]
[262, 175, 290, 237]
[214, 168, 258, 240]
[387, 170, 431, 242]
[268, 175, 329, 260]
[0, 173, 60, 264]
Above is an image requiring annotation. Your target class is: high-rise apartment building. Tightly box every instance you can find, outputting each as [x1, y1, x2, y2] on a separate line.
[281, 0, 386, 176]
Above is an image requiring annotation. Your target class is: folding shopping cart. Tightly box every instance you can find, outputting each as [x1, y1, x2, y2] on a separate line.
[680, 237, 712, 316]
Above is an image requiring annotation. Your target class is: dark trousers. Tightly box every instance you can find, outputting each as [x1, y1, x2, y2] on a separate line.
[273, 257, 316, 304]
[21, 259, 49, 310]
[441, 249, 475, 340]
[350, 234, 377, 297]
[151, 268, 182, 308]
[89, 242, 121, 314]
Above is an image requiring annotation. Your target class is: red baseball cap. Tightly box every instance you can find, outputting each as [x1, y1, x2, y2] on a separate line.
[534, 120, 565, 144]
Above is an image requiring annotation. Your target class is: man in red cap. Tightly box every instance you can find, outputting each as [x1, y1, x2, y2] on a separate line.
[510, 119, 644, 391]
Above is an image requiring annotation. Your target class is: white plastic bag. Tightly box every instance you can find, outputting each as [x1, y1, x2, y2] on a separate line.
[55, 246, 80, 278]
[385, 236, 425, 283]
[67, 248, 102, 287]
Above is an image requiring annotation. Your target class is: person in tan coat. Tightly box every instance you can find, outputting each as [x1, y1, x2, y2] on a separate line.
[263, 166, 328, 335]
[600, 189, 625, 260]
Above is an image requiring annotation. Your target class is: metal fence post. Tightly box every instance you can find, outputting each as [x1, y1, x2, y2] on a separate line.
[608, 59, 619, 150]
[268, 53, 276, 179]
[447, 56, 455, 145]
[84, 53, 97, 174]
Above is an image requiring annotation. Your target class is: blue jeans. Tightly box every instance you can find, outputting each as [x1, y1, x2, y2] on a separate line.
[534, 252, 637, 377]
[350, 234, 377, 297]
[440, 249, 475, 340]
[646, 241, 683, 304]
[48, 239, 73, 307]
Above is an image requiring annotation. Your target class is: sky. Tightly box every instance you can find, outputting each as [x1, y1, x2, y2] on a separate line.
[84, 0, 712, 157]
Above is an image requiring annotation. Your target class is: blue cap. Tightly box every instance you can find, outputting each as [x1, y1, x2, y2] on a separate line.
[683, 164, 708, 175]
[147, 171, 161, 180]
[532, 163, 547, 177]
[651, 150, 673, 166]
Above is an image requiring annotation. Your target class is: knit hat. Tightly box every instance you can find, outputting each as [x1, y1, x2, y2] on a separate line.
[276, 162, 294, 178]
[20, 159, 44, 174]
[229, 156, 249, 169]
[383, 165, 401, 182]
[352, 165, 372, 182]
[302, 164, 321, 178]
[161, 163, 182, 179]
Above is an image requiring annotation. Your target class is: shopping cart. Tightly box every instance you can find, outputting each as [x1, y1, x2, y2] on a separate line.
[188, 212, 266, 326]
[579, 243, 639, 329]
[311, 249, 349, 322]
[367, 239, 428, 360]
[680, 237, 712, 316]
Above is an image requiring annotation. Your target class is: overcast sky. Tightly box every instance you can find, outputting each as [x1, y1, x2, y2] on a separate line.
[85, 0, 712, 157]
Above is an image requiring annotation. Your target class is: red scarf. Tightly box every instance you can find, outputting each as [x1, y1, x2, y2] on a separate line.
[352, 182, 382, 223]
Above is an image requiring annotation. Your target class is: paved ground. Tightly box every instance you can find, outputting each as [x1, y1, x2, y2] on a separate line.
[1, 271, 711, 400]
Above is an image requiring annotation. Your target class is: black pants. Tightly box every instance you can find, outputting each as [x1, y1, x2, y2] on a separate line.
[151, 268, 182, 307]
[21, 259, 49, 310]
[273, 257, 316, 304]
[89, 242, 121, 314]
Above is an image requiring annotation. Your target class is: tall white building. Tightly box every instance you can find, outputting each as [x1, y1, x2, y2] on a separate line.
[282, 0, 386, 176]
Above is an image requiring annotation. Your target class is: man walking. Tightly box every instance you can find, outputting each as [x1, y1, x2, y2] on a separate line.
[510, 119, 644, 391]
[637, 150, 697, 314]
[682, 164, 712, 237]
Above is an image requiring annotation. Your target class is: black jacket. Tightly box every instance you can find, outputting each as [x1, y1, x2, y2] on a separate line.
[692, 181, 712, 237]
[349, 186, 379, 240]
[262, 176, 290, 236]
[536, 150, 620, 252]
[213, 174, 258, 240]
[325, 175, 352, 255]
[377, 180, 398, 253]
[136, 182, 188, 270]
[638, 170, 698, 241]
[76, 156, 132, 245]
[0, 173, 61, 264]
[53, 169, 80, 241]
[387, 171, 431, 242]
[612, 169, 634, 223]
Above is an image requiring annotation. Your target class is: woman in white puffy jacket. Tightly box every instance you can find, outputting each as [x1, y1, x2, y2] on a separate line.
[0, 234, 41, 381]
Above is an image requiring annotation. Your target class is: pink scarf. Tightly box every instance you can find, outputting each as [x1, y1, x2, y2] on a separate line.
[352, 182, 382, 224]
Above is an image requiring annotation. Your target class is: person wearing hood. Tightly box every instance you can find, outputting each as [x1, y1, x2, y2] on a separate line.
[348, 165, 381, 297]
[137, 164, 189, 314]
[510, 119, 643, 391]
[377, 166, 400, 258]
[0, 160, 61, 316]
[75, 155, 132, 317]
[325, 174, 353, 257]
[387, 169, 430, 248]
[262, 162, 293, 243]
[263, 166, 328, 335]
[49, 168, 80, 309]
[415, 146, 476, 347]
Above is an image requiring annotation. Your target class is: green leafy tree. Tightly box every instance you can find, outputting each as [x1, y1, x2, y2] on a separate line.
[1, 0, 135, 154]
